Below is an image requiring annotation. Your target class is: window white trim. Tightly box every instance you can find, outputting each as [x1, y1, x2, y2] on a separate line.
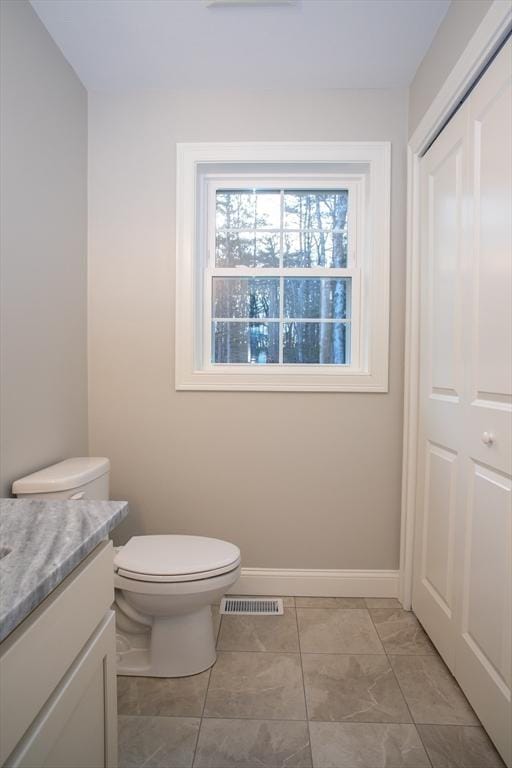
[175, 141, 391, 392]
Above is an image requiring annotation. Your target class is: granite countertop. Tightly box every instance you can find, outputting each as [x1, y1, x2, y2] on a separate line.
[0, 499, 128, 643]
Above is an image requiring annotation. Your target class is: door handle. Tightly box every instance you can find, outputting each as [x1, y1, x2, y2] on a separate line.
[481, 432, 495, 446]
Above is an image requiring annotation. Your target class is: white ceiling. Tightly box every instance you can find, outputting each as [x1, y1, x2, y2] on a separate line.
[30, 0, 450, 91]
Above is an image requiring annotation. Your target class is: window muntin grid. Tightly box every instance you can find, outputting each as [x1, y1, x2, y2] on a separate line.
[207, 187, 355, 367]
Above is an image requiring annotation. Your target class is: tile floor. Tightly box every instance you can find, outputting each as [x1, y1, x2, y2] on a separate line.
[117, 597, 505, 768]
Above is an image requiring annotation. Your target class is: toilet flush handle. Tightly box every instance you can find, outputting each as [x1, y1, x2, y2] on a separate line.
[481, 432, 495, 446]
[69, 491, 85, 500]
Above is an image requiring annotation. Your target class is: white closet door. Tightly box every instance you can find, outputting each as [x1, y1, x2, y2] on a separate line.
[454, 39, 511, 766]
[413, 100, 468, 672]
[414, 38, 512, 767]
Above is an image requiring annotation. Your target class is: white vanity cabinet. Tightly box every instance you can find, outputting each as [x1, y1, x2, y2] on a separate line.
[0, 541, 118, 768]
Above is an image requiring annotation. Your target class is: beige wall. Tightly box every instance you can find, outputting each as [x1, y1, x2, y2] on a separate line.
[88, 89, 407, 569]
[409, 0, 494, 136]
[0, 0, 88, 496]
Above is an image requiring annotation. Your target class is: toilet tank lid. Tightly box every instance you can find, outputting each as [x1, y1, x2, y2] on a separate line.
[12, 457, 110, 494]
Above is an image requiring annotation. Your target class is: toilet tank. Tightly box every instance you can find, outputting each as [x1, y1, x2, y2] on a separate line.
[12, 458, 110, 500]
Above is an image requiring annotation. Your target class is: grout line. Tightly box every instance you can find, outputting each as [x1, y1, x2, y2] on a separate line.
[367, 607, 434, 768]
[201, 714, 308, 722]
[206, 649, 440, 657]
[295, 601, 314, 767]
[191, 671, 211, 768]
[119, 714, 201, 721]
[213, 648, 387, 655]
[119, 712, 489, 728]
[294, 606, 369, 610]
[190, 609, 221, 768]
[296, 604, 372, 608]
[406, 721, 434, 768]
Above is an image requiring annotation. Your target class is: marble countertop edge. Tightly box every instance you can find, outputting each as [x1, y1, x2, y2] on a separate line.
[0, 499, 129, 643]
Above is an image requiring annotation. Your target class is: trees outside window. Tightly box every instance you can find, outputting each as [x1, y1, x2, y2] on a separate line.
[211, 188, 353, 366]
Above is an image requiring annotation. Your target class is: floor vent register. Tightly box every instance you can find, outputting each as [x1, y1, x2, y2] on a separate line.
[220, 597, 284, 615]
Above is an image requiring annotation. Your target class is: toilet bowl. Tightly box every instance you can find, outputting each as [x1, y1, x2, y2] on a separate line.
[11, 457, 239, 678]
[114, 534, 241, 677]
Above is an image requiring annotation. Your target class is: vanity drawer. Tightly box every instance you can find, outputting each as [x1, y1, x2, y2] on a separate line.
[0, 541, 114, 764]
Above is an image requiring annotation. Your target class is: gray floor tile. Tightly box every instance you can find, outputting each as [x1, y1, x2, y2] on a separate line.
[296, 597, 366, 609]
[309, 722, 430, 767]
[303, 653, 412, 723]
[116, 597, 496, 768]
[193, 718, 312, 767]
[118, 715, 199, 768]
[417, 724, 505, 767]
[390, 656, 479, 726]
[365, 598, 402, 611]
[371, 608, 436, 655]
[203, 651, 306, 720]
[217, 607, 299, 652]
[297, 608, 384, 654]
[117, 671, 210, 717]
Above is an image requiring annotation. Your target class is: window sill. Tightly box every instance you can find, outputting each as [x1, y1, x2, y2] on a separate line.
[175, 368, 389, 392]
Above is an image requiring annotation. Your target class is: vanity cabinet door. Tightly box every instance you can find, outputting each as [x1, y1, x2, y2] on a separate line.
[0, 541, 115, 765]
[5, 611, 117, 768]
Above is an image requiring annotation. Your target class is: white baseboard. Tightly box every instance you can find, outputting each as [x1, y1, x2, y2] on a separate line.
[227, 568, 399, 598]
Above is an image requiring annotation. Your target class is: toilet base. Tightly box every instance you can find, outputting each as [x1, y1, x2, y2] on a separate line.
[116, 605, 217, 677]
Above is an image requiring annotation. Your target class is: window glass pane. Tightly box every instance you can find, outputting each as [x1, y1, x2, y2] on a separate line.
[215, 233, 280, 268]
[283, 232, 347, 268]
[255, 192, 280, 229]
[212, 186, 353, 367]
[284, 191, 348, 231]
[212, 322, 279, 364]
[213, 278, 279, 319]
[216, 191, 255, 230]
[254, 233, 279, 267]
[284, 278, 350, 319]
[216, 232, 254, 267]
[283, 322, 349, 364]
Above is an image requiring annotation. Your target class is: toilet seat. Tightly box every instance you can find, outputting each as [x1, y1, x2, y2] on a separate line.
[114, 534, 241, 583]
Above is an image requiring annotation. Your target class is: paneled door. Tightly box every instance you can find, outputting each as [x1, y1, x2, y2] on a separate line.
[414, 97, 468, 672]
[454, 39, 512, 765]
[414, 39, 511, 766]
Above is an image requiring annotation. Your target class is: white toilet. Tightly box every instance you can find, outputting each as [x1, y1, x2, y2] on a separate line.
[114, 534, 240, 677]
[12, 458, 241, 678]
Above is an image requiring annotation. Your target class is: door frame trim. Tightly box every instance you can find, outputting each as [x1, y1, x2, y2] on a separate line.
[400, 0, 512, 609]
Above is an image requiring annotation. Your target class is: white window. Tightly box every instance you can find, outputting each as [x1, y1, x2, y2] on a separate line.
[176, 142, 390, 392]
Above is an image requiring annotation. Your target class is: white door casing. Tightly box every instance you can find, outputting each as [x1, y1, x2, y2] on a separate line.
[413, 39, 512, 766]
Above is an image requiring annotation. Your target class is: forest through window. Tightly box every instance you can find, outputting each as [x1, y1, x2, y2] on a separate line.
[211, 188, 351, 365]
